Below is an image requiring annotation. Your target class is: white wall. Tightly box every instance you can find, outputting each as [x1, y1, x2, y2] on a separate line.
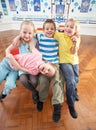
[0, 20, 96, 36]
[0, 0, 96, 36]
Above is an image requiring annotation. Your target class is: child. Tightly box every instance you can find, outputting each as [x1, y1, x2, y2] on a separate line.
[54, 18, 81, 118]
[36, 19, 64, 122]
[0, 20, 37, 102]
[0, 20, 56, 103]
[7, 47, 57, 77]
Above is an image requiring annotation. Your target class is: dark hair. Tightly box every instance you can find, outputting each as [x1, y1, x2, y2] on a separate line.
[43, 19, 56, 30]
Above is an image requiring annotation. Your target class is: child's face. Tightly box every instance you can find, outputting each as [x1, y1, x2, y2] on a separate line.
[20, 24, 34, 42]
[43, 23, 56, 38]
[64, 21, 76, 37]
[38, 62, 56, 77]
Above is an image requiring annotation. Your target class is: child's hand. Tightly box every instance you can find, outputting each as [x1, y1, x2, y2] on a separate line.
[38, 62, 46, 74]
[71, 36, 77, 54]
[71, 36, 77, 44]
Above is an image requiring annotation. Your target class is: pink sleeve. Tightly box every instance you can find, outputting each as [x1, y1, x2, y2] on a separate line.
[14, 48, 43, 75]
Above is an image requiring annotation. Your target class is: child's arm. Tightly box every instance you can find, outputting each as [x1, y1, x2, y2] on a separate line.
[6, 44, 17, 57]
[8, 54, 29, 73]
[71, 42, 77, 54]
[35, 33, 40, 49]
[71, 36, 80, 54]
[6, 44, 29, 73]
[35, 40, 39, 49]
[12, 34, 21, 47]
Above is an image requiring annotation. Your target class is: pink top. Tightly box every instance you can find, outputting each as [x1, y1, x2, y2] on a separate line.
[13, 48, 43, 75]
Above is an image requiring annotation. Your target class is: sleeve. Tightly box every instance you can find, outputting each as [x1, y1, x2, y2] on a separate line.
[54, 31, 63, 42]
[54, 31, 60, 41]
[35, 33, 43, 41]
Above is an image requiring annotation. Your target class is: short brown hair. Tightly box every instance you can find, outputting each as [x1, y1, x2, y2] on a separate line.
[43, 19, 56, 30]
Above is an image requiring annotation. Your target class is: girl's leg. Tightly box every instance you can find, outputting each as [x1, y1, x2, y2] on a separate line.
[0, 70, 18, 101]
[3, 70, 18, 95]
[0, 58, 15, 101]
[29, 74, 38, 88]
[19, 74, 38, 90]
[0, 58, 10, 83]
[19, 74, 39, 103]
[60, 63, 78, 118]
[73, 65, 79, 101]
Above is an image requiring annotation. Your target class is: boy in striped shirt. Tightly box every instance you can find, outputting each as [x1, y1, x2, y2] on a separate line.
[36, 19, 64, 122]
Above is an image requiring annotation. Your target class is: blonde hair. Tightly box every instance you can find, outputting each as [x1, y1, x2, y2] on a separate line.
[66, 18, 80, 35]
[20, 20, 35, 32]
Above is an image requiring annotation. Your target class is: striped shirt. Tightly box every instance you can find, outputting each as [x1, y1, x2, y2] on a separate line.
[36, 33, 59, 64]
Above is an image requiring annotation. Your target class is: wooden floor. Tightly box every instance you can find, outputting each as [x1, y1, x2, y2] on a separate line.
[0, 30, 96, 130]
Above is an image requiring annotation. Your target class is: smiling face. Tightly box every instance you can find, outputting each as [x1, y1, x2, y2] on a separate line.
[43, 23, 56, 38]
[64, 18, 79, 37]
[20, 21, 35, 42]
[64, 21, 76, 37]
[43, 19, 56, 38]
[38, 62, 56, 77]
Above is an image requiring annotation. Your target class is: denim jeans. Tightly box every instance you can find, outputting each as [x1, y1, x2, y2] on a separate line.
[0, 58, 18, 94]
[60, 63, 79, 107]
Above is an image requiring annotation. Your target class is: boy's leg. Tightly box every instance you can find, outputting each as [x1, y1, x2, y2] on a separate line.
[52, 69, 64, 105]
[38, 74, 50, 102]
[51, 66, 64, 122]
[37, 74, 50, 111]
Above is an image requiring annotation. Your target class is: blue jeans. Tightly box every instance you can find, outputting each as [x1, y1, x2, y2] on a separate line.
[0, 58, 18, 95]
[60, 63, 79, 107]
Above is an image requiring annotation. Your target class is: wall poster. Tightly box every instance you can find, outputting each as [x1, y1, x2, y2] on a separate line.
[80, 0, 91, 12]
[8, 0, 16, 11]
[1, 0, 8, 15]
[56, 4, 65, 17]
[20, 0, 28, 11]
[34, 0, 41, 11]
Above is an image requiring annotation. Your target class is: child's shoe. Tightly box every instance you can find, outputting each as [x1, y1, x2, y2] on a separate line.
[37, 101, 43, 112]
[68, 105, 78, 118]
[75, 88, 79, 101]
[52, 104, 61, 122]
[0, 93, 7, 102]
[75, 94, 79, 101]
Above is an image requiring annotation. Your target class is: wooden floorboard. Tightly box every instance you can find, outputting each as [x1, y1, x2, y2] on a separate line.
[0, 30, 96, 130]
